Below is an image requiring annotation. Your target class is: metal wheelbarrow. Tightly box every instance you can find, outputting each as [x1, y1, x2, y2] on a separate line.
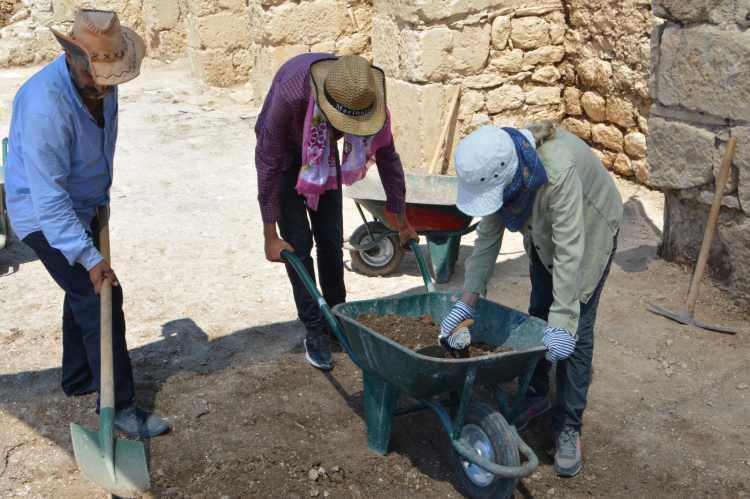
[283, 242, 546, 499]
[344, 173, 478, 283]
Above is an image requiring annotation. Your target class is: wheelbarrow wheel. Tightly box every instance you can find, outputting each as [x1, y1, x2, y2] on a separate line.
[349, 222, 404, 277]
[450, 401, 520, 499]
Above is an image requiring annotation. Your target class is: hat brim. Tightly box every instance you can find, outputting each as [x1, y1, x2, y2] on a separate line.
[310, 58, 387, 137]
[52, 26, 146, 86]
[456, 180, 505, 218]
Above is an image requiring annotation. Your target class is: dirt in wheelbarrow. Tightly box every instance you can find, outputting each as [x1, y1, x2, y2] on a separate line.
[356, 314, 513, 358]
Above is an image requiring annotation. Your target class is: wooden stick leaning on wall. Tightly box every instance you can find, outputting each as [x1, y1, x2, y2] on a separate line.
[428, 85, 462, 176]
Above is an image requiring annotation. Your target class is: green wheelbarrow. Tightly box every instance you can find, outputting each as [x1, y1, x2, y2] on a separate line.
[283, 242, 546, 499]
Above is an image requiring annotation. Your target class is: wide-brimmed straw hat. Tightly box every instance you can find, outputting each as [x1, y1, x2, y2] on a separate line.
[310, 55, 387, 137]
[51, 9, 146, 86]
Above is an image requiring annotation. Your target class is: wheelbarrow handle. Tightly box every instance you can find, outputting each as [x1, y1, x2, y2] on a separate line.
[408, 240, 435, 293]
[281, 250, 355, 356]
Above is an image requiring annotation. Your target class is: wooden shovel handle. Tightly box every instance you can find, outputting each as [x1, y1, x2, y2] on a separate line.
[96, 206, 115, 410]
[429, 86, 462, 176]
[685, 138, 736, 314]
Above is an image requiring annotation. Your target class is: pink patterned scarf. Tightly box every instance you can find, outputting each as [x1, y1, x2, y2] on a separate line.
[296, 92, 392, 210]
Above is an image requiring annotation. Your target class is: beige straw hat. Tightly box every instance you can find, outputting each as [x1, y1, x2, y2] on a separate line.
[51, 9, 146, 86]
[310, 55, 387, 137]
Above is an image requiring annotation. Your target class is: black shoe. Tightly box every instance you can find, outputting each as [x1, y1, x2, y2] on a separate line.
[304, 334, 333, 370]
[114, 405, 170, 439]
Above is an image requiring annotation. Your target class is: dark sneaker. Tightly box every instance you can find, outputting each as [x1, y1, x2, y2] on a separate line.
[114, 405, 170, 439]
[554, 427, 582, 477]
[515, 393, 552, 431]
[304, 334, 332, 370]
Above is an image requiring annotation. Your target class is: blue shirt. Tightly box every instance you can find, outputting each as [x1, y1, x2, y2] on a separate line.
[5, 55, 118, 270]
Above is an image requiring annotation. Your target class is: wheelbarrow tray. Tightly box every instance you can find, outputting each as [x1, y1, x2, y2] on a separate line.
[332, 291, 547, 401]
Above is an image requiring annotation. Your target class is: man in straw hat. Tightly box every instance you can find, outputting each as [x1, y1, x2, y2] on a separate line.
[439, 123, 622, 477]
[256, 53, 417, 370]
[4, 9, 169, 437]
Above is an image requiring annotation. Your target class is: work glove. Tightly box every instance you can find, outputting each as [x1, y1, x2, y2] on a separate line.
[543, 326, 577, 362]
[439, 301, 474, 350]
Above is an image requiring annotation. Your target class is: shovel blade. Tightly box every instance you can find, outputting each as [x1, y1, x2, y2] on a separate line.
[70, 423, 150, 498]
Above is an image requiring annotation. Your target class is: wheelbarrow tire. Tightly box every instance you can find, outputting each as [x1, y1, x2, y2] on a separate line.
[349, 222, 404, 277]
[450, 401, 520, 499]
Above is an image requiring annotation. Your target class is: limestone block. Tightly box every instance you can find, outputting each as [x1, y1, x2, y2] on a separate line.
[218, 0, 245, 12]
[531, 66, 560, 85]
[591, 123, 623, 152]
[52, 0, 77, 21]
[251, 44, 308, 98]
[188, 47, 235, 87]
[613, 153, 634, 177]
[336, 32, 370, 56]
[154, 29, 187, 59]
[733, 126, 750, 215]
[547, 11, 565, 44]
[652, 0, 734, 23]
[624, 131, 646, 159]
[458, 90, 486, 121]
[525, 86, 561, 106]
[371, 14, 401, 77]
[464, 113, 491, 134]
[606, 96, 636, 128]
[491, 15, 511, 50]
[486, 84, 524, 113]
[577, 58, 612, 94]
[462, 73, 527, 89]
[634, 160, 649, 184]
[593, 149, 616, 169]
[647, 118, 717, 189]
[196, 11, 251, 49]
[656, 26, 750, 122]
[637, 115, 648, 134]
[375, 0, 562, 24]
[453, 25, 490, 74]
[491, 49, 523, 73]
[144, 0, 181, 30]
[581, 91, 605, 122]
[523, 45, 565, 66]
[232, 47, 254, 79]
[510, 16, 549, 50]
[563, 87, 582, 116]
[186, 0, 219, 17]
[264, 0, 346, 46]
[402, 27, 452, 82]
[720, 215, 750, 304]
[311, 41, 336, 53]
[386, 78, 452, 172]
[562, 117, 591, 140]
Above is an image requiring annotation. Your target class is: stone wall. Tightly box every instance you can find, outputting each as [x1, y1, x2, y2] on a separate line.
[649, 0, 750, 304]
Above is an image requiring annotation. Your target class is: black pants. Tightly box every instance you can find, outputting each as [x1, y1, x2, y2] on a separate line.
[278, 173, 346, 336]
[23, 225, 135, 410]
[528, 237, 617, 432]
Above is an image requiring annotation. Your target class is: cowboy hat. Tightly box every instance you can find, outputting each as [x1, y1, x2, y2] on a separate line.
[310, 55, 387, 137]
[52, 9, 146, 86]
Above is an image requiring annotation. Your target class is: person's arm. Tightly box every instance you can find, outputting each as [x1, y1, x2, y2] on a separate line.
[374, 132, 417, 245]
[461, 212, 506, 307]
[546, 167, 585, 333]
[256, 87, 295, 262]
[23, 110, 101, 270]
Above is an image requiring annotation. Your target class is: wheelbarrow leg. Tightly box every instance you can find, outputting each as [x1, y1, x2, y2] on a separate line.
[426, 234, 461, 284]
[362, 370, 399, 455]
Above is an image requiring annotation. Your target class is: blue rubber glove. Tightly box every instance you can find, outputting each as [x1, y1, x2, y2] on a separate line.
[439, 300, 474, 349]
[543, 326, 577, 362]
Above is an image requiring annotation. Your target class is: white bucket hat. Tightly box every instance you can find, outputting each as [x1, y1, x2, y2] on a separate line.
[454, 126, 535, 217]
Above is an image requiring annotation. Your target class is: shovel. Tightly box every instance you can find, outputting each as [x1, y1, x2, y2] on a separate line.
[70, 206, 150, 497]
[647, 138, 738, 335]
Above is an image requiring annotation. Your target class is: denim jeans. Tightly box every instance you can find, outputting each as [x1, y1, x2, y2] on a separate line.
[23, 221, 135, 410]
[278, 172, 346, 336]
[528, 235, 617, 432]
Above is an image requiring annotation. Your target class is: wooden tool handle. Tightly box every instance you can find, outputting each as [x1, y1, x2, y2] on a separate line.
[685, 138, 736, 314]
[96, 206, 115, 411]
[429, 86, 462, 176]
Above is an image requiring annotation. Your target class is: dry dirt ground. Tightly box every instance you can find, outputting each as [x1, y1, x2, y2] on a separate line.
[1, 59, 749, 499]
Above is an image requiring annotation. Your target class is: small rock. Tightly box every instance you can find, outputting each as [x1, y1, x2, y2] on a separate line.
[324, 492, 330, 498]
[308, 469, 319, 481]
[693, 458, 705, 469]
[706, 401, 713, 407]
[318, 466, 326, 476]
[547, 488, 556, 495]
[310, 489, 320, 498]
[737, 383, 749, 390]
[666, 339, 674, 347]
